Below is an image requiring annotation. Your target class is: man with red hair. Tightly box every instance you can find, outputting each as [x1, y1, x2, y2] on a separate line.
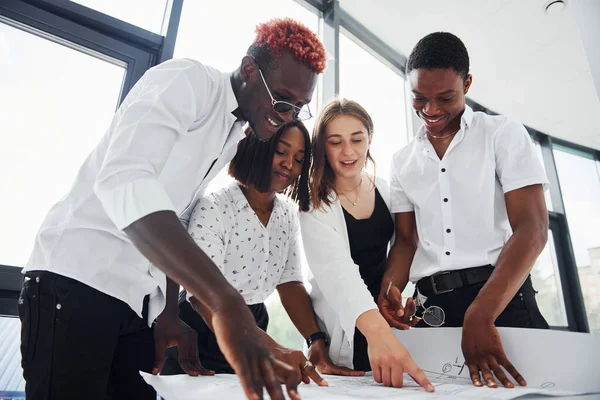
[20, 18, 325, 400]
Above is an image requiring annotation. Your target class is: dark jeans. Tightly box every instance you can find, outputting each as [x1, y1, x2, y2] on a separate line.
[18, 271, 156, 400]
[414, 275, 549, 329]
[162, 293, 268, 375]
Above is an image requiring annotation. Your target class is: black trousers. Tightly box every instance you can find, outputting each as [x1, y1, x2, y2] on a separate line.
[18, 271, 156, 400]
[414, 275, 549, 329]
[161, 294, 268, 375]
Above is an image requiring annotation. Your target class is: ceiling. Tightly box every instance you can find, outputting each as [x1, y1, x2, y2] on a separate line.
[339, 0, 600, 151]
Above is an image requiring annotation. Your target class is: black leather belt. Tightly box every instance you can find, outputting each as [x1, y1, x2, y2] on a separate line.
[417, 265, 494, 295]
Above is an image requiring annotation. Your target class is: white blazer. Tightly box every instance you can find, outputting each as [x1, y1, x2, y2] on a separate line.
[299, 176, 394, 368]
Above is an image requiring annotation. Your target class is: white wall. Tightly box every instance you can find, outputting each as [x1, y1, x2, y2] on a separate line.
[571, 0, 600, 102]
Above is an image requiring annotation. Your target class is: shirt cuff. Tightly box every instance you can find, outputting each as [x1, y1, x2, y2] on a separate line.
[343, 302, 378, 344]
[390, 204, 415, 213]
[95, 178, 176, 230]
[277, 274, 303, 286]
[502, 177, 549, 194]
[335, 276, 379, 341]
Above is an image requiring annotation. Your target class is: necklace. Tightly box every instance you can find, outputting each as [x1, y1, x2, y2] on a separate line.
[338, 178, 363, 206]
[337, 177, 363, 192]
[427, 128, 460, 140]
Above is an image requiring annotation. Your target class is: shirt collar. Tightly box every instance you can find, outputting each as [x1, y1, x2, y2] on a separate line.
[228, 183, 281, 213]
[461, 104, 474, 129]
[222, 72, 245, 145]
[416, 104, 474, 141]
[224, 72, 240, 115]
[228, 183, 250, 209]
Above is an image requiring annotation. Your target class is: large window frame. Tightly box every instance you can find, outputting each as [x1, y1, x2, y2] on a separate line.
[0, 0, 182, 316]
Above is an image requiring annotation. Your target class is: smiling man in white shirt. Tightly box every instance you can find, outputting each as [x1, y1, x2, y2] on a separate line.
[378, 32, 550, 390]
[19, 18, 326, 400]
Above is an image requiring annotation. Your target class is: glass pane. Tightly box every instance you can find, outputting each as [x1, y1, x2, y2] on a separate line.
[174, 1, 320, 351]
[265, 292, 304, 350]
[0, 316, 24, 393]
[0, 22, 125, 268]
[530, 232, 568, 327]
[71, 0, 168, 33]
[534, 142, 554, 211]
[174, 1, 318, 72]
[553, 149, 600, 333]
[339, 32, 409, 183]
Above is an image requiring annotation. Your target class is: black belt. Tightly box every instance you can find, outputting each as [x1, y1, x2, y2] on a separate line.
[417, 265, 494, 295]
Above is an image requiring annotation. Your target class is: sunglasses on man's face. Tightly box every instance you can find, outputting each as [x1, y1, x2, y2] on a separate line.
[258, 68, 312, 121]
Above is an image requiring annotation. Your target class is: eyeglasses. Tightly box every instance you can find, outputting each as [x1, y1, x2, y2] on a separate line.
[412, 291, 445, 327]
[258, 67, 312, 121]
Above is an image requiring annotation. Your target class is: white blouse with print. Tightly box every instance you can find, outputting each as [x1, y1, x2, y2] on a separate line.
[187, 183, 303, 304]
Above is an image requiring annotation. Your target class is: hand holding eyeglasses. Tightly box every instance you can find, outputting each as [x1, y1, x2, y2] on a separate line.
[378, 280, 446, 329]
[377, 284, 419, 330]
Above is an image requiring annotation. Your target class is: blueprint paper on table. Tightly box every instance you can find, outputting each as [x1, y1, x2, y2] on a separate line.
[141, 327, 600, 399]
[394, 327, 599, 394]
[141, 372, 590, 400]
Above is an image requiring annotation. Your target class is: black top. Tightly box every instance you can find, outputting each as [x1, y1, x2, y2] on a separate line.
[342, 188, 393, 371]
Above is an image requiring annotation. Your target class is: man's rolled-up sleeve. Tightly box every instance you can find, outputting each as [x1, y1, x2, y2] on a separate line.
[494, 118, 549, 194]
[94, 59, 208, 230]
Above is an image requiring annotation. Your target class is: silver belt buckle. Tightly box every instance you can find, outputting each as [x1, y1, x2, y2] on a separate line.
[430, 271, 454, 295]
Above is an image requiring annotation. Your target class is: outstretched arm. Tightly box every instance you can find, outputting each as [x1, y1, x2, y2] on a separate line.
[277, 281, 364, 377]
[462, 184, 547, 388]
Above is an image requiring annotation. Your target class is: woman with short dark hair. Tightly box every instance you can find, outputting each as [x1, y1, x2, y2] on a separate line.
[162, 121, 361, 383]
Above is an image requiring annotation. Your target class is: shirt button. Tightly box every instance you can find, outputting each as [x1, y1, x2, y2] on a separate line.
[443, 198, 448, 202]
[441, 168, 446, 172]
[446, 228, 451, 233]
[445, 251, 451, 256]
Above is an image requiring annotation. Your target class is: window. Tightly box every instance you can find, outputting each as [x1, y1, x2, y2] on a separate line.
[553, 149, 600, 333]
[530, 232, 568, 327]
[71, 0, 168, 33]
[338, 31, 410, 183]
[337, 32, 414, 299]
[174, 1, 318, 73]
[265, 292, 304, 350]
[534, 141, 554, 211]
[0, 22, 126, 269]
[174, 1, 320, 350]
[0, 317, 22, 393]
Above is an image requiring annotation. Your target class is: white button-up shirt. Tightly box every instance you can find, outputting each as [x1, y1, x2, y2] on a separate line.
[187, 183, 302, 304]
[390, 106, 548, 282]
[25, 58, 245, 324]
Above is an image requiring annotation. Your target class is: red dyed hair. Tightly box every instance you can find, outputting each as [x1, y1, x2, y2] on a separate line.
[253, 18, 326, 73]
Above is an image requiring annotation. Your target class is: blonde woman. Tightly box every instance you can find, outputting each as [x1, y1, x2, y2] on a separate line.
[299, 98, 433, 391]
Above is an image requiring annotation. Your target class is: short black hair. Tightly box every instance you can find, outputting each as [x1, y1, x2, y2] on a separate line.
[406, 32, 470, 81]
[247, 43, 280, 71]
[228, 120, 311, 212]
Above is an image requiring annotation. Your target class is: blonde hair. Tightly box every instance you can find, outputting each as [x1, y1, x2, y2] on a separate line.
[309, 98, 375, 210]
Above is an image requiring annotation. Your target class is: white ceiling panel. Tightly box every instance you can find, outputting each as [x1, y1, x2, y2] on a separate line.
[339, 0, 600, 150]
